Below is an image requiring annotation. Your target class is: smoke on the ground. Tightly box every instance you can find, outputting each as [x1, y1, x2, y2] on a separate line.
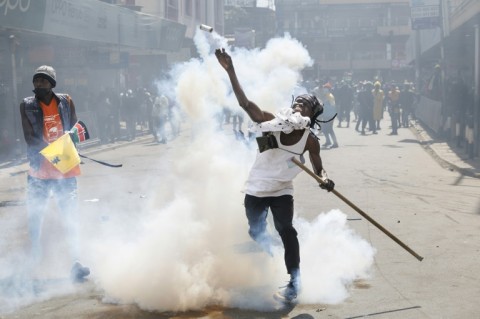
[88, 30, 376, 312]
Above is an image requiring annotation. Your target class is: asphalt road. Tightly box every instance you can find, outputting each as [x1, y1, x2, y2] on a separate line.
[1, 117, 479, 319]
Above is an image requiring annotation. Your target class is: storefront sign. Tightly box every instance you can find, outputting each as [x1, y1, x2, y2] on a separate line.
[43, 0, 119, 43]
[0, 0, 46, 30]
[410, 0, 440, 30]
[3, 0, 186, 53]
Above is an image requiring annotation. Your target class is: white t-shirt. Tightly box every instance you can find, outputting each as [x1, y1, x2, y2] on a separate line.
[244, 130, 310, 197]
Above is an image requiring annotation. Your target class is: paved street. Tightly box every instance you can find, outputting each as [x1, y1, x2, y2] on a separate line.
[0, 115, 479, 319]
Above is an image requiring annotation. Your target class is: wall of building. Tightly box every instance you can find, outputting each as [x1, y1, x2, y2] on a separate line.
[276, 0, 413, 83]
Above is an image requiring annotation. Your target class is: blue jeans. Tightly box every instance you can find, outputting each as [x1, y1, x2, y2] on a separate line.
[27, 176, 78, 263]
[244, 194, 300, 274]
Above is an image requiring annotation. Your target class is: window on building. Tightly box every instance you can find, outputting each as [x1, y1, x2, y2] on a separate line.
[185, 0, 193, 17]
[196, 0, 202, 19]
[215, 3, 222, 22]
[166, 0, 178, 21]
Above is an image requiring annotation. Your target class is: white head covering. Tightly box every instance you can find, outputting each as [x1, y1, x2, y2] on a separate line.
[249, 107, 311, 134]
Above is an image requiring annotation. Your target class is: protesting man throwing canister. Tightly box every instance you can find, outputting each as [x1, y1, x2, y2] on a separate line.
[215, 48, 334, 303]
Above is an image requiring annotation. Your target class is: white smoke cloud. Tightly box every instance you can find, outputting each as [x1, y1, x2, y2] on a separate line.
[0, 28, 375, 314]
[87, 29, 376, 312]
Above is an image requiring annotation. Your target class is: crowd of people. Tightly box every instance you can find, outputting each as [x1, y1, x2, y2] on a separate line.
[215, 77, 419, 149]
[309, 78, 419, 147]
[80, 87, 182, 146]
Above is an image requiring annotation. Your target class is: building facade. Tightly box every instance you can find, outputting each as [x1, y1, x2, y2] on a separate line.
[275, 0, 413, 83]
[406, 0, 480, 158]
[136, 0, 224, 61]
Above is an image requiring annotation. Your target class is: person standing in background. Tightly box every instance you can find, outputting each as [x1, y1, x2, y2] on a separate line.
[387, 85, 401, 135]
[372, 81, 385, 131]
[152, 94, 169, 144]
[335, 81, 354, 128]
[317, 83, 339, 148]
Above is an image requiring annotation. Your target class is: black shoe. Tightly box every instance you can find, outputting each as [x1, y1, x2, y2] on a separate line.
[71, 261, 90, 283]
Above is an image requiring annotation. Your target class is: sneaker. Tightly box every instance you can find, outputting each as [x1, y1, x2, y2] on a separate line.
[274, 282, 297, 303]
[274, 271, 300, 303]
[71, 261, 90, 283]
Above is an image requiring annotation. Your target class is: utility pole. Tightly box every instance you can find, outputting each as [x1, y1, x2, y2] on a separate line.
[474, 24, 479, 157]
[439, 0, 446, 122]
[414, 29, 421, 95]
[9, 34, 21, 158]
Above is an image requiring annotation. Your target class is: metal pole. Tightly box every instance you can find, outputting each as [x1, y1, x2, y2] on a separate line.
[439, 0, 448, 138]
[415, 29, 422, 94]
[474, 24, 479, 157]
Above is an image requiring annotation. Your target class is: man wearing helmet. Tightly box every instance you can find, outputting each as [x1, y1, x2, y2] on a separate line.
[19, 65, 90, 283]
[215, 49, 334, 303]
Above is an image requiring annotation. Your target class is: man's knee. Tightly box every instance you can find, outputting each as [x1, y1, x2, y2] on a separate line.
[279, 226, 298, 242]
[248, 221, 267, 241]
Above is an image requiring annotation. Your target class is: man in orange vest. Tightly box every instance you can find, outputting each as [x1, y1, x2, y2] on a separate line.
[20, 65, 90, 283]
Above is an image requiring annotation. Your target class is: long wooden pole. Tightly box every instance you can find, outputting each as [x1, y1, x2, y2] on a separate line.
[291, 157, 424, 261]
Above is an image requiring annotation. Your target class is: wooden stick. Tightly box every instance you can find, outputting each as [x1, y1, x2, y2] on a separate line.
[291, 157, 424, 262]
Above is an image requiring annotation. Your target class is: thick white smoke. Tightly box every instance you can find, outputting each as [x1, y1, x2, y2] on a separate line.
[0, 30, 375, 314]
[88, 30, 376, 312]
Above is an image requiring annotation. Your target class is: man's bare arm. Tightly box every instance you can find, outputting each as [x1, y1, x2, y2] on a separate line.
[215, 48, 274, 123]
[306, 135, 324, 175]
[306, 134, 335, 191]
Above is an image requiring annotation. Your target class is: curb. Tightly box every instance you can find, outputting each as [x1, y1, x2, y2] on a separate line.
[410, 122, 480, 179]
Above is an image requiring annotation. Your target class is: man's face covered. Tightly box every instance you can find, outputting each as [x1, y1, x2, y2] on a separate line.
[33, 87, 51, 99]
[32, 77, 52, 99]
[292, 97, 313, 118]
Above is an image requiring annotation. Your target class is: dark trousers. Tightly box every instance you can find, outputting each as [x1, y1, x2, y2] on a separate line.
[244, 194, 300, 274]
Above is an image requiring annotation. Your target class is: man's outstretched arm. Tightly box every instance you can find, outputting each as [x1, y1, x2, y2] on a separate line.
[215, 48, 273, 123]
